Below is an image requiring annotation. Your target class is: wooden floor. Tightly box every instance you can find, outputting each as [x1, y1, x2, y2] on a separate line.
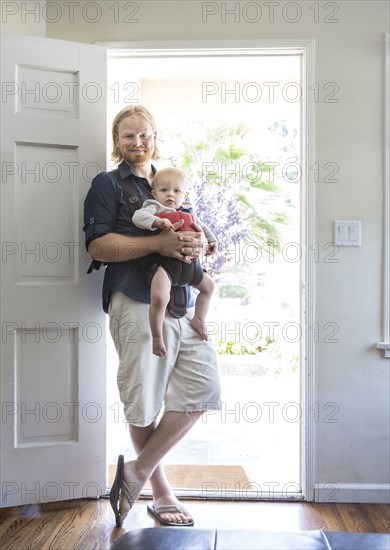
[0, 498, 389, 550]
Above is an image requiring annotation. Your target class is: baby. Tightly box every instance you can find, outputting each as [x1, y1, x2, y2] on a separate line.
[133, 167, 217, 356]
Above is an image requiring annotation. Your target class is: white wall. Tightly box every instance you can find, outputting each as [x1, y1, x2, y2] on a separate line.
[4, 0, 389, 502]
[0, 0, 46, 36]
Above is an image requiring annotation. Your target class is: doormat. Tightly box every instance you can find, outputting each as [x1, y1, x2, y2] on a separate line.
[109, 464, 252, 491]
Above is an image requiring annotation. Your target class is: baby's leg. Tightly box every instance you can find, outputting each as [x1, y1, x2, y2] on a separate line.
[150, 267, 171, 356]
[190, 273, 215, 341]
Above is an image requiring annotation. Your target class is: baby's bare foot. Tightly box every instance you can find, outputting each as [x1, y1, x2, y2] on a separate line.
[190, 317, 208, 341]
[153, 335, 167, 356]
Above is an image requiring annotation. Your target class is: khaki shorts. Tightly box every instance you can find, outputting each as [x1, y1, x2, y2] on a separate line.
[108, 292, 221, 427]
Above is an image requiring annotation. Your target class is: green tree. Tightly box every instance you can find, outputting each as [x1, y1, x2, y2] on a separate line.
[165, 123, 291, 275]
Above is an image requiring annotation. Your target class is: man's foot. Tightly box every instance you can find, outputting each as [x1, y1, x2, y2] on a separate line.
[110, 456, 148, 527]
[120, 459, 148, 521]
[152, 335, 167, 356]
[148, 495, 194, 526]
[190, 317, 208, 341]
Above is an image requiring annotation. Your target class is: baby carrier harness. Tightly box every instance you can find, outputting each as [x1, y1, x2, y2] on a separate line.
[87, 169, 189, 318]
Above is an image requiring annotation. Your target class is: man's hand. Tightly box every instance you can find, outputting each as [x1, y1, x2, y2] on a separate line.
[156, 220, 202, 263]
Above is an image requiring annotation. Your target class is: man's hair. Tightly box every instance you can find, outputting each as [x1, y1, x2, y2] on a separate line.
[111, 105, 160, 163]
[152, 167, 188, 189]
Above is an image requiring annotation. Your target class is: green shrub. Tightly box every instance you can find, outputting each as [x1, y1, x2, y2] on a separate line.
[218, 284, 248, 299]
[215, 337, 274, 355]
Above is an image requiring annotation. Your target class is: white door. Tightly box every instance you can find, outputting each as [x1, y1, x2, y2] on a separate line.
[1, 33, 107, 507]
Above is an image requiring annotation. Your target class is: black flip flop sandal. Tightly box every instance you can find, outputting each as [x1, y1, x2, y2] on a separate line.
[110, 455, 124, 527]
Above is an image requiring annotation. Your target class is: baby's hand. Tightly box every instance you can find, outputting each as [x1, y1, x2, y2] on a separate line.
[206, 242, 218, 255]
[154, 218, 174, 230]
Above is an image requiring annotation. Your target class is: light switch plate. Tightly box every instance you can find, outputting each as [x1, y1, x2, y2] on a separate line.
[334, 221, 361, 246]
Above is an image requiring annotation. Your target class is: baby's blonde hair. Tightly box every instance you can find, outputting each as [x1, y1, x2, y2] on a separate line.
[152, 167, 188, 189]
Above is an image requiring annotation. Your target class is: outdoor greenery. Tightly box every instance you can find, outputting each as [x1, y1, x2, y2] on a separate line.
[163, 121, 299, 366]
[214, 336, 274, 356]
[166, 122, 292, 277]
[214, 336, 299, 376]
[218, 284, 248, 300]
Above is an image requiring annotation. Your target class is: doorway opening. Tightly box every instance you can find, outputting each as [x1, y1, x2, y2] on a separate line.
[105, 45, 309, 501]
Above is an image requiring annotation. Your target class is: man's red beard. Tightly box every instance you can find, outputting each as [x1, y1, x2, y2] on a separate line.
[122, 148, 153, 166]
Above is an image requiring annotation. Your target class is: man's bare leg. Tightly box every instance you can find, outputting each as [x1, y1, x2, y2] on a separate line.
[119, 411, 202, 524]
[129, 421, 192, 524]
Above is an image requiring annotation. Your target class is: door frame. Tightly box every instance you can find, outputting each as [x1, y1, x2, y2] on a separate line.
[101, 39, 316, 501]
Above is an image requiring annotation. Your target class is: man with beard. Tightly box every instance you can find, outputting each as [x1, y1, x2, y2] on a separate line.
[83, 105, 221, 528]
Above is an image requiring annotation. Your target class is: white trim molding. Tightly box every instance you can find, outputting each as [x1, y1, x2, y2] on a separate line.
[314, 483, 390, 504]
[377, 34, 390, 359]
[300, 39, 316, 504]
[102, 38, 316, 56]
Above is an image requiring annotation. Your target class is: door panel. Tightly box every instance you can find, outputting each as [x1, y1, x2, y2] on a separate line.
[1, 33, 107, 507]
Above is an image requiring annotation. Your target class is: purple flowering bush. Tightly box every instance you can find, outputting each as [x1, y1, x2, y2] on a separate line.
[189, 180, 248, 276]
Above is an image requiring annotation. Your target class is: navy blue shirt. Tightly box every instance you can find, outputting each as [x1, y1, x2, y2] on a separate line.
[83, 161, 194, 313]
